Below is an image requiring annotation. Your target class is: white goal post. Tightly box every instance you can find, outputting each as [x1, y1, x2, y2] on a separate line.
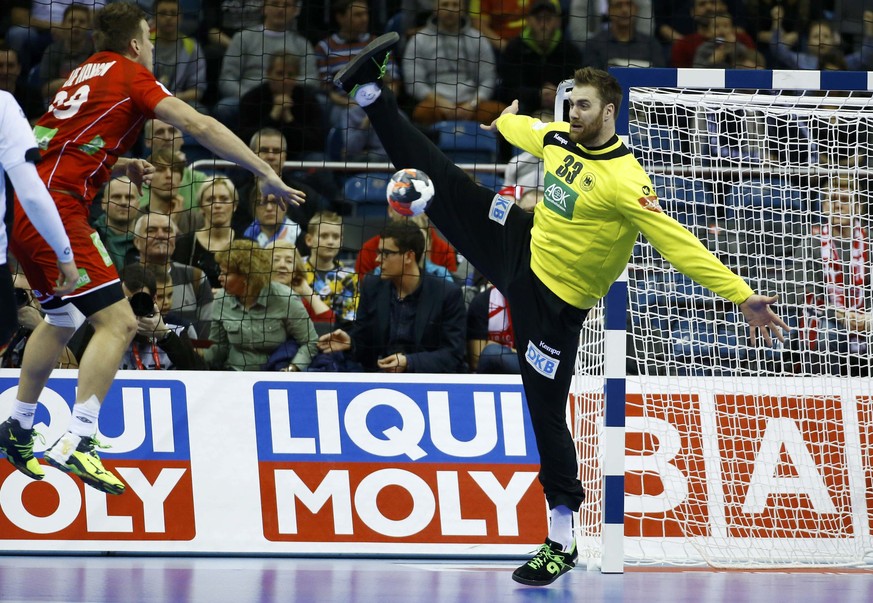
[562, 68, 873, 571]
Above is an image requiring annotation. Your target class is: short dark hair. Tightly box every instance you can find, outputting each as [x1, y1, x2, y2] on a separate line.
[248, 127, 287, 153]
[573, 67, 623, 115]
[147, 147, 186, 174]
[121, 263, 157, 294]
[332, 0, 367, 16]
[63, 4, 93, 21]
[381, 220, 425, 264]
[93, 2, 146, 54]
[153, 0, 180, 12]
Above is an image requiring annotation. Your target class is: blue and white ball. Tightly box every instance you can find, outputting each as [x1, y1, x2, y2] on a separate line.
[386, 168, 435, 217]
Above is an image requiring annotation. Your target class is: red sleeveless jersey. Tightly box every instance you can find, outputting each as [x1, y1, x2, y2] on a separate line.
[33, 51, 171, 204]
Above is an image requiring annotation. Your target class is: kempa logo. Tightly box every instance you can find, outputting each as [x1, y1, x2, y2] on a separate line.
[553, 133, 569, 145]
[543, 173, 577, 219]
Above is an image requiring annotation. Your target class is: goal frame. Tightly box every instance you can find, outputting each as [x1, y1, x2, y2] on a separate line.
[558, 68, 873, 574]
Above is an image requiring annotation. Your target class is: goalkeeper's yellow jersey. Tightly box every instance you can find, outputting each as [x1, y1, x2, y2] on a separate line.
[495, 114, 755, 310]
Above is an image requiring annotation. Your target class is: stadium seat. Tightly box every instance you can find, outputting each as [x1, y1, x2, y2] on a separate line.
[704, 109, 762, 163]
[725, 179, 806, 222]
[671, 318, 715, 366]
[766, 114, 819, 165]
[650, 174, 714, 227]
[343, 172, 393, 217]
[628, 124, 683, 166]
[432, 120, 498, 164]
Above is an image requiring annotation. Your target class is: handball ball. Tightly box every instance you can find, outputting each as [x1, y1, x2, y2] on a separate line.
[386, 168, 435, 217]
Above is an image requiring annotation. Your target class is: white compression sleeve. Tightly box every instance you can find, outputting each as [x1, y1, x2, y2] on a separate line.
[7, 160, 73, 264]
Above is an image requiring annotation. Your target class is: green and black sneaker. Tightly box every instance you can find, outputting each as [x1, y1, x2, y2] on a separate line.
[511, 538, 577, 586]
[45, 432, 126, 495]
[334, 32, 398, 97]
[0, 417, 45, 480]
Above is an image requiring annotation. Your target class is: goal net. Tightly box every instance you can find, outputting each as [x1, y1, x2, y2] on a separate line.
[572, 73, 873, 568]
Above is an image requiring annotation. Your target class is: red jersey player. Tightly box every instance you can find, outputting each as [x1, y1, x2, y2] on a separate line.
[3, 2, 304, 495]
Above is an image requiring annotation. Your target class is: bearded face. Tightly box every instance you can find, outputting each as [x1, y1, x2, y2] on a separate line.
[567, 85, 612, 147]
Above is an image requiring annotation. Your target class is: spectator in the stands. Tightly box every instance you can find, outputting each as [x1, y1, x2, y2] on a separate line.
[214, 0, 318, 126]
[132, 212, 214, 339]
[744, 0, 811, 64]
[207, 238, 319, 372]
[402, 0, 506, 126]
[396, 0, 438, 45]
[200, 0, 265, 107]
[692, 12, 758, 68]
[653, 0, 744, 48]
[568, 0, 656, 45]
[0, 44, 43, 121]
[730, 44, 768, 69]
[243, 187, 303, 248]
[301, 211, 360, 326]
[770, 9, 873, 70]
[141, 148, 205, 236]
[174, 176, 239, 289]
[497, 0, 584, 115]
[232, 128, 332, 240]
[37, 3, 94, 104]
[468, 0, 527, 54]
[315, 0, 399, 161]
[115, 263, 206, 370]
[151, 0, 207, 110]
[93, 176, 142, 270]
[4, 0, 105, 79]
[269, 239, 336, 324]
[203, 0, 265, 51]
[297, 0, 347, 46]
[670, 0, 753, 67]
[356, 206, 457, 277]
[585, 0, 667, 69]
[238, 52, 325, 158]
[467, 283, 519, 373]
[317, 221, 467, 373]
[142, 118, 211, 212]
[794, 178, 872, 375]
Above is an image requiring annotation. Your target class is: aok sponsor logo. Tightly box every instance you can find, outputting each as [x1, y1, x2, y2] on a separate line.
[543, 173, 577, 219]
[0, 379, 195, 540]
[255, 382, 547, 542]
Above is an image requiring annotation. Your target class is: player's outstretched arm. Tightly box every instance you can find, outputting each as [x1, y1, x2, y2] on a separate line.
[739, 294, 791, 347]
[153, 96, 306, 209]
[480, 99, 519, 132]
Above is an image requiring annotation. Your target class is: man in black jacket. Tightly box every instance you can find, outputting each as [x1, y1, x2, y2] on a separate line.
[317, 221, 466, 373]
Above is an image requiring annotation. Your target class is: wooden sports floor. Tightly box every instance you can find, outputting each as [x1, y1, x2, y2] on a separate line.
[0, 556, 870, 603]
